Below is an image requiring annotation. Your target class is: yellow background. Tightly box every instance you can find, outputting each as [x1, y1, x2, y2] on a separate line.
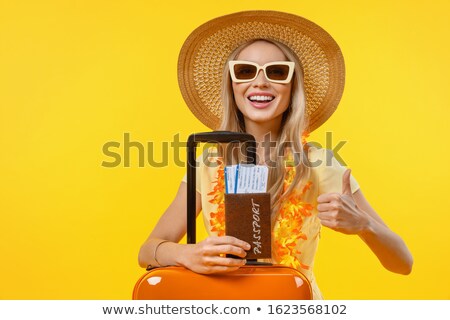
[1, 0, 449, 299]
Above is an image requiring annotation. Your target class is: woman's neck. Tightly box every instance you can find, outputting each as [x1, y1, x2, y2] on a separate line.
[244, 119, 281, 142]
[244, 119, 282, 165]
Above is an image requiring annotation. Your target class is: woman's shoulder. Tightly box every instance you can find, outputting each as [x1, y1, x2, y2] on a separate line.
[305, 145, 344, 173]
[305, 144, 360, 193]
[305, 144, 328, 166]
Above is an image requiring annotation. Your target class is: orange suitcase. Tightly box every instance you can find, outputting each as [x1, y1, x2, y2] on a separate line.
[133, 132, 312, 300]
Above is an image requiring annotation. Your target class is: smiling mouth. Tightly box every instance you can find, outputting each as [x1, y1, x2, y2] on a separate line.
[247, 95, 275, 102]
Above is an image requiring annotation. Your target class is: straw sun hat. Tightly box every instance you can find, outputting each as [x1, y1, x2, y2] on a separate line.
[177, 10, 345, 132]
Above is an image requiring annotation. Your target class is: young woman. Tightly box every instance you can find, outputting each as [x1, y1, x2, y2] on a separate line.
[138, 11, 413, 299]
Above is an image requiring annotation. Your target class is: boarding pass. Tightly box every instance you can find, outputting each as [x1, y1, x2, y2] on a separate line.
[224, 164, 268, 194]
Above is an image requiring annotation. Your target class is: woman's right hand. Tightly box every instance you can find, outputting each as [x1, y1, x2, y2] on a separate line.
[178, 236, 251, 274]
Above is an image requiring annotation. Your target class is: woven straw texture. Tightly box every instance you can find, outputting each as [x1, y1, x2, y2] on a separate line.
[178, 11, 345, 132]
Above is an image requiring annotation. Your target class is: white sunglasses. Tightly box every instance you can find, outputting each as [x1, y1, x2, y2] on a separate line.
[229, 60, 295, 84]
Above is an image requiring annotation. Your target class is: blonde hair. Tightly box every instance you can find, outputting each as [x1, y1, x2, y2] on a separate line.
[219, 39, 312, 212]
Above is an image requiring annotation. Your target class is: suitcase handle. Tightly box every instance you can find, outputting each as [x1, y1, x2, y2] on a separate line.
[186, 131, 256, 244]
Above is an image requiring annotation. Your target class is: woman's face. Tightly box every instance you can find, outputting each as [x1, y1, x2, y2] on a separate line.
[232, 41, 293, 131]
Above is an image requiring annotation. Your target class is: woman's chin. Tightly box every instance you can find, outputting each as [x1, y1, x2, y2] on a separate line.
[243, 113, 284, 128]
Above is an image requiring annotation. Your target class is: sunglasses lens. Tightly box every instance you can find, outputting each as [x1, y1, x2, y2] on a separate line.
[266, 64, 291, 81]
[233, 64, 257, 80]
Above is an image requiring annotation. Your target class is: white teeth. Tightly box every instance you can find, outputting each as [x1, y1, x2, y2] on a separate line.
[248, 95, 274, 102]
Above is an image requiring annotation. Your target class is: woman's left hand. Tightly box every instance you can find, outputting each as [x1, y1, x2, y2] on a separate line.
[317, 169, 370, 235]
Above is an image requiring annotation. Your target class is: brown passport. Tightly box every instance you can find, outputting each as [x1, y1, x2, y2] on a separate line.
[224, 193, 271, 259]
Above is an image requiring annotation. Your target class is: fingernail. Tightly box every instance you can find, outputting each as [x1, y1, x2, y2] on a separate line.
[245, 243, 251, 249]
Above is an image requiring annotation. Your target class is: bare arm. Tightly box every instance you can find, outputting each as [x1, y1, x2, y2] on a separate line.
[317, 169, 413, 275]
[138, 181, 250, 273]
[353, 188, 413, 274]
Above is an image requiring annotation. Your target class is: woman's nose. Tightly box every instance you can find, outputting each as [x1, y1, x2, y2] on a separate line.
[252, 70, 270, 87]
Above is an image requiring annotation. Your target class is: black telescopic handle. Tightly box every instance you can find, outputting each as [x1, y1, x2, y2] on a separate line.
[186, 131, 257, 244]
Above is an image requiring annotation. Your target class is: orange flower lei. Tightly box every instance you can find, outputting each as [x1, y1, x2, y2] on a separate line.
[301, 130, 310, 146]
[272, 164, 313, 270]
[273, 130, 313, 270]
[207, 158, 226, 236]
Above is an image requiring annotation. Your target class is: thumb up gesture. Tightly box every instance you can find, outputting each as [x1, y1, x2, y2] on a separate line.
[317, 169, 369, 235]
